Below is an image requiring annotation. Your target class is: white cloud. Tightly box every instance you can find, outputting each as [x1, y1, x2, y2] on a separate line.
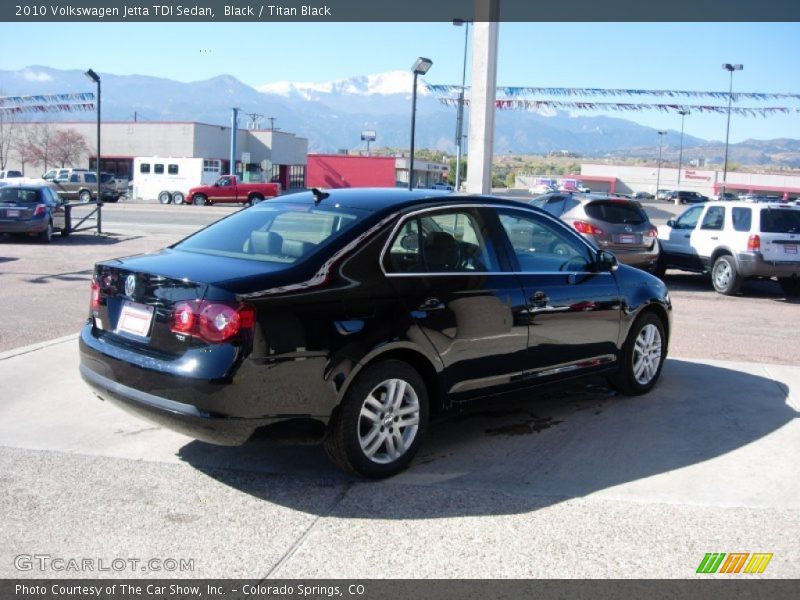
[18, 69, 53, 83]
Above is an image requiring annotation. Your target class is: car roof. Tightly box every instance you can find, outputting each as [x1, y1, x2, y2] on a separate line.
[264, 187, 531, 214]
[701, 200, 799, 209]
[0, 181, 54, 190]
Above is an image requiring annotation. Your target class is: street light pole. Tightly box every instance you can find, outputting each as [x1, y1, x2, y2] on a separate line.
[453, 18, 471, 191]
[655, 130, 666, 202]
[84, 69, 101, 210]
[676, 109, 690, 191]
[409, 57, 433, 191]
[721, 63, 743, 197]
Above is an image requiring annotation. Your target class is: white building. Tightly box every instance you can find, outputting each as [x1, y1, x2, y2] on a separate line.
[4, 121, 309, 192]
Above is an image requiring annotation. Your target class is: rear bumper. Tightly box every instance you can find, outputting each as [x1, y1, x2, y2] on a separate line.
[0, 219, 47, 234]
[735, 252, 800, 278]
[605, 245, 659, 269]
[80, 364, 259, 445]
[79, 323, 334, 445]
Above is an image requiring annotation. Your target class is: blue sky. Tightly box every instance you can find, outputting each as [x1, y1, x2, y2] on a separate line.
[1, 21, 799, 144]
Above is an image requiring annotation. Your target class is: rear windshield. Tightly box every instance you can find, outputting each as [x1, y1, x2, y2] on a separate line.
[760, 208, 800, 234]
[0, 187, 42, 203]
[174, 202, 370, 264]
[585, 201, 648, 225]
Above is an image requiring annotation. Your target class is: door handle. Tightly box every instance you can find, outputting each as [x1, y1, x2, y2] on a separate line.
[710, 236, 719, 240]
[417, 297, 445, 311]
[683, 234, 691, 238]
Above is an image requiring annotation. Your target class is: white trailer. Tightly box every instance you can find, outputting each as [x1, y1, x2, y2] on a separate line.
[132, 157, 223, 204]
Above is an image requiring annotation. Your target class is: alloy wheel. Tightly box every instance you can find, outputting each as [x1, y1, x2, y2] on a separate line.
[632, 323, 662, 385]
[358, 378, 420, 464]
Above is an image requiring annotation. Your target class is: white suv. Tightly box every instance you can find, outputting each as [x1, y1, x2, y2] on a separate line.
[656, 201, 800, 295]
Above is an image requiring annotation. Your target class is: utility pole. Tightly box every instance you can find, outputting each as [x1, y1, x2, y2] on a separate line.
[246, 112, 263, 129]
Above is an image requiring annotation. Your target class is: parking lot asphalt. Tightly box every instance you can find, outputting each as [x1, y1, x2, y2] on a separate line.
[2, 195, 799, 579]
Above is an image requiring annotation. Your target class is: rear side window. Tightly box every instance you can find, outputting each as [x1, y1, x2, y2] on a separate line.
[175, 202, 368, 264]
[84, 173, 97, 183]
[760, 209, 800, 234]
[585, 201, 647, 225]
[701, 206, 725, 230]
[732, 207, 752, 232]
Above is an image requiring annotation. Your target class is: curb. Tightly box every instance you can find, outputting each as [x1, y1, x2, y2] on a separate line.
[0, 333, 79, 361]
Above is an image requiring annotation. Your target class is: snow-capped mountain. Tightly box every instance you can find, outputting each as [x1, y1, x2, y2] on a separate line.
[257, 70, 420, 99]
[3, 66, 797, 166]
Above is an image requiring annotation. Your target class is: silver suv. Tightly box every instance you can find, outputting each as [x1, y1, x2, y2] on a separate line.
[656, 201, 800, 295]
[529, 193, 659, 271]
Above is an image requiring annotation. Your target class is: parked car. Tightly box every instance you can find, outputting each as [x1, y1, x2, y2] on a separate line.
[430, 182, 454, 191]
[666, 190, 708, 204]
[0, 170, 23, 180]
[528, 193, 659, 271]
[656, 200, 800, 295]
[716, 192, 739, 202]
[633, 191, 654, 200]
[187, 175, 280, 206]
[529, 183, 555, 195]
[0, 182, 68, 242]
[656, 189, 673, 201]
[79, 188, 671, 478]
[52, 170, 120, 203]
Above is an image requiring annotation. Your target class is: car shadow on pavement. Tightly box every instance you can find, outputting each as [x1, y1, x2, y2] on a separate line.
[177, 358, 798, 518]
[663, 271, 799, 302]
[0, 232, 143, 245]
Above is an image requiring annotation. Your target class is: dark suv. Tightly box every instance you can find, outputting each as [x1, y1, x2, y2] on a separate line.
[53, 171, 120, 203]
[667, 190, 708, 204]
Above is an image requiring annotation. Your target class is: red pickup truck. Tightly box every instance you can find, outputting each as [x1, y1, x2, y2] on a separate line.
[186, 176, 280, 206]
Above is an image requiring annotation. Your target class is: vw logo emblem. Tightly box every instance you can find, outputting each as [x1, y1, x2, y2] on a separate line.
[624, 225, 633, 232]
[124, 274, 136, 298]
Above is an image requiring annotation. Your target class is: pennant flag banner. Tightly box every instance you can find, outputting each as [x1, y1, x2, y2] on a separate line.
[0, 103, 96, 115]
[437, 97, 799, 117]
[0, 93, 95, 106]
[424, 83, 800, 102]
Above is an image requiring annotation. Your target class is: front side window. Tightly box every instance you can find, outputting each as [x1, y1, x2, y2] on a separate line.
[384, 210, 498, 274]
[497, 210, 593, 273]
[701, 206, 725, 230]
[673, 205, 703, 230]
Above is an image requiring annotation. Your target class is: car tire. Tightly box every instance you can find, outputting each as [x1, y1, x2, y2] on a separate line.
[778, 277, 800, 297]
[609, 311, 667, 396]
[247, 194, 263, 207]
[78, 190, 92, 204]
[39, 220, 53, 243]
[711, 255, 742, 295]
[158, 191, 172, 205]
[172, 191, 185, 205]
[193, 194, 207, 206]
[324, 359, 429, 478]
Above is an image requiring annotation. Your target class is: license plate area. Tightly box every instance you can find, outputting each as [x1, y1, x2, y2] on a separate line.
[6, 209, 20, 217]
[615, 234, 637, 244]
[784, 244, 797, 254]
[115, 301, 155, 339]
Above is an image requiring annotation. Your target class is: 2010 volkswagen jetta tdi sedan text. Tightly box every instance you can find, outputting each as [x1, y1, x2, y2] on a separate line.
[79, 189, 671, 477]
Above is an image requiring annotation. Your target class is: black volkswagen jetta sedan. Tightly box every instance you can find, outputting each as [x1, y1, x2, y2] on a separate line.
[80, 189, 671, 478]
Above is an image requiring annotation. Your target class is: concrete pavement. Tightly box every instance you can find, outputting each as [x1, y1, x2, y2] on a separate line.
[2, 337, 798, 578]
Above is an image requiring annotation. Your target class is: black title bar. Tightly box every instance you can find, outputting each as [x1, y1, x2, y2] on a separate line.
[3, 0, 800, 22]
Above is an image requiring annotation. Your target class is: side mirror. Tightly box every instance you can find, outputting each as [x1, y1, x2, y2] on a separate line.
[666, 219, 675, 228]
[597, 250, 619, 273]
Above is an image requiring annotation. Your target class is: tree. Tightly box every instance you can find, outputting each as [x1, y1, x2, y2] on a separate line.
[51, 129, 89, 168]
[0, 109, 18, 170]
[11, 128, 36, 176]
[24, 123, 57, 171]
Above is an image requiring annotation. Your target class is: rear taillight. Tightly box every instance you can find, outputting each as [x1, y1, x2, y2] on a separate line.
[573, 220, 605, 236]
[90, 279, 101, 310]
[645, 227, 658, 238]
[33, 204, 47, 217]
[747, 235, 761, 252]
[170, 300, 255, 343]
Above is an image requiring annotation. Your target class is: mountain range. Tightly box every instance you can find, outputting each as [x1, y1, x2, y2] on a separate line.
[2, 66, 799, 167]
